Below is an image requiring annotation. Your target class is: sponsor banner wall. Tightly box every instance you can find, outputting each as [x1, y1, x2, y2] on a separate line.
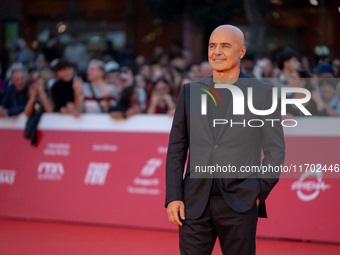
[0, 114, 340, 243]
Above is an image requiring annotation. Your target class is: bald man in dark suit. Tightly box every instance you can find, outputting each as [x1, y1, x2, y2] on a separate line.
[165, 25, 285, 255]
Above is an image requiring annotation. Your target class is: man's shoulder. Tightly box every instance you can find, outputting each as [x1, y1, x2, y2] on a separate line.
[182, 77, 212, 90]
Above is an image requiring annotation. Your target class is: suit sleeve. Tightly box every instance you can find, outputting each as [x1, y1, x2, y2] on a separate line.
[258, 85, 285, 202]
[165, 84, 189, 207]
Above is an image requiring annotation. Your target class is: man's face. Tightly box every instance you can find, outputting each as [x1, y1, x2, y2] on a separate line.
[12, 71, 27, 91]
[208, 29, 246, 73]
[56, 66, 74, 82]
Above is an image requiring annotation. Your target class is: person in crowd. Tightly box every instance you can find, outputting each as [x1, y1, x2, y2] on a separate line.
[15, 38, 35, 69]
[105, 61, 120, 87]
[24, 71, 53, 117]
[332, 58, 340, 78]
[182, 49, 194, 67]
[318, 78, 340, 115]
[134, 74, 147, 111]
[0, 67, 29, 117]
[273, 47, 300, 88]
[42, 35, 60, 63]
[169, 40, 182, 59]
[109, 85, 140, 120]
[200, 61, 213, 78]
[32, 52, 48, 71]
[285, 68, 328, 117]
[39, 65, 55, 89]
[301, 55, 315, 74]
[5, 62, 25, 84]
[101, 40, 119, 63]
[63, 35, 89, 75]
[151, 46, 165, 64]
[169, 66, 184, 96]
[253, 57, 274, 79]
[150, 64, 168, 85]
[111, 66, 135, 96]
[135, 55, 147, 69]
[50, 59, 82, 115]
[241, 49, 256, 76]
[118, 43, 134, 66]
[109, 66, 140, 120]
[146, 76, 175, 115]
[169, 53, 186, 72]
[23, 71, 53, 145]
[172, 73, 191, 106]
[312, 63, 334, 78]
[187, 63, 200, 80]
[137, 64, 152, 83]
[82, 59, 119, 113]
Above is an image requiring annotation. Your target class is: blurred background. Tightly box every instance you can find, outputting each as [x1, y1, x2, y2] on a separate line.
[1, 0, 340, 67]
[0, 0, 339, 118]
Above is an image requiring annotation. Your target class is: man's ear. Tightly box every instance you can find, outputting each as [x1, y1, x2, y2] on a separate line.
[240, 46, 247, 59]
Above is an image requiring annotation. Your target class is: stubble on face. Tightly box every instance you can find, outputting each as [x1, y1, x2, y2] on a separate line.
[208, 25, 246, 80]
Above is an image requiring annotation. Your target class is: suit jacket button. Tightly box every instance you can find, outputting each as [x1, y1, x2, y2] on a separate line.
[214, 144, 219, 149]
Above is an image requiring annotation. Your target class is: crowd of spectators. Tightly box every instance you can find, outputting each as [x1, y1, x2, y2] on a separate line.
[1, 36, 340, 125]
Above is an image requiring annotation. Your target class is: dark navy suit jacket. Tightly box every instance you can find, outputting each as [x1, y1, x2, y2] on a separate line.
[165, 72, 285, 219]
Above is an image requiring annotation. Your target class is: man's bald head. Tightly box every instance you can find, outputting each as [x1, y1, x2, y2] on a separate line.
[210, 25, 245, 46]
[208, 25, 247, 78]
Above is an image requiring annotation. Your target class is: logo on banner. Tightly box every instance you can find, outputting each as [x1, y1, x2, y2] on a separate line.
[157, 146, 167, 154]
[84, 162, 110, 185]
[291, 169, 331, 201]
[127, 158, 162, 195]
[198, 81, 311, 128]
[44, 143, 70, 156]
[38, 162, 64, 181]
[0, 170, 16, 184]
[92, 144, 118, 152]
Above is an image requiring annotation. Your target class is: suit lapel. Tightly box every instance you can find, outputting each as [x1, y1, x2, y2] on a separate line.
[191, 72, 249, 144]
[191, 79, 214, 142]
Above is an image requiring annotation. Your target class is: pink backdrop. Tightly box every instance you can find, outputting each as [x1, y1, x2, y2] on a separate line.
[0, 114, 339, 243]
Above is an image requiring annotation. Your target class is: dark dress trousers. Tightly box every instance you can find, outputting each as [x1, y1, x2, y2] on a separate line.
[165, 72, 285, 255]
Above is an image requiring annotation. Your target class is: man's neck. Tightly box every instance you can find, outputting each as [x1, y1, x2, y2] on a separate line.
[213, 69, 240, 84]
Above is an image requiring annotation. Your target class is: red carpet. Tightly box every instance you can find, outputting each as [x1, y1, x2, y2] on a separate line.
[1, 219, 339, 255]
